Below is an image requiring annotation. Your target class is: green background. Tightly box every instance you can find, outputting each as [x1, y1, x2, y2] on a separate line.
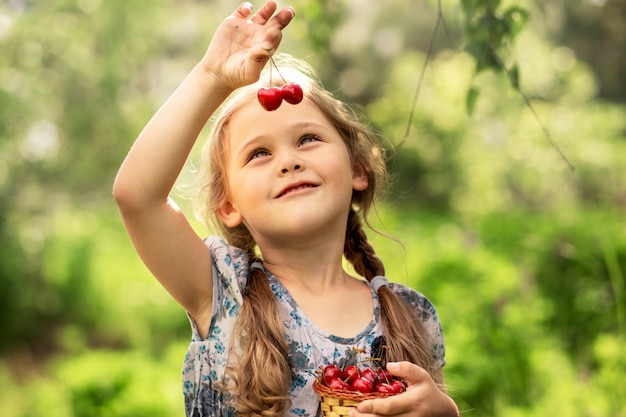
[1, 0, 624, 415]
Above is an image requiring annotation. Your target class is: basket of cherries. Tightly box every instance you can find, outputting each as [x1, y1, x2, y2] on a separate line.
[313, 362, 406, 417]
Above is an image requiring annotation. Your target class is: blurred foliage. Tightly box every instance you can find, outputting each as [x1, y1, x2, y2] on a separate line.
[1, 0, 625, 416]
[542, 0, 626, 102]
[368, 207, 626, 416]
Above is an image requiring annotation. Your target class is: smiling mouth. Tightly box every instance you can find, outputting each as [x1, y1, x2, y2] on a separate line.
[278, 184, 317, 198]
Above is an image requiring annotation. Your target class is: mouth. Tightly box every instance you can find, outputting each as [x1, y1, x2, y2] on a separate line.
[277, 183, 318, 198]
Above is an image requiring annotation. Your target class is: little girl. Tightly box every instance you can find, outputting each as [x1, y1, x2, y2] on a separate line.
[113, 2, 460, 416]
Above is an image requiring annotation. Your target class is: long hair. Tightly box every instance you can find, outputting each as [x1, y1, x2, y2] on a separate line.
[195, 54, 436, 416]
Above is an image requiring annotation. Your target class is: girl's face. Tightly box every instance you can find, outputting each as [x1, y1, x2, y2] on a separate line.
[217, 98, 368, 249]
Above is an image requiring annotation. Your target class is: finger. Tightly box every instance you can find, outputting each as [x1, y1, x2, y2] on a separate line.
[386, 362, 429, 386]
[232, 2, 254, 19]
[249, 1, 278, 24]
[269, 6, 295, 30]
[257, 26, 282, 53]
[256, 7, 294, 55]
[355, 395, 410, 417]
[250, 40, 278, 63]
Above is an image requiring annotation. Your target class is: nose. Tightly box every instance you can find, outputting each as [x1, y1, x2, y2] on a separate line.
[281, 163, 301, 174]
[278, 149, 303, 174]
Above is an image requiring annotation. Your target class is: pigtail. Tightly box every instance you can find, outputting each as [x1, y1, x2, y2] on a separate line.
[377, 286, 438, 375]
[344, 208, 385, 277]
[225, 256, 291, 417]
[344, 209, 438, 378]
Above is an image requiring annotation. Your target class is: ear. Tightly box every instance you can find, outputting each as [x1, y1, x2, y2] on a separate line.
[352, 162, 369, 191]
[217, 200, 243, 228]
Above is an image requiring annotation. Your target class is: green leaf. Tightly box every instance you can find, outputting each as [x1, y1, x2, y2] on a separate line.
[503, 7, 529, 39]
[465, 41, 499, 73]
[461, 0, 479, 17]
[466, 86, 480, 115]
[508, 64, 520, 89]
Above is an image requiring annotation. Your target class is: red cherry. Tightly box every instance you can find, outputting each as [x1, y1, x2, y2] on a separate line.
[322, 364, 342, 385]
[257, 87, 283, 111]
[390, 380, 406, 393]
[351, 377, 374, 393]
[375, 382, 395, 393]
[360, 368, 378, 385]
[377, 369, 393, 384]
[281, 82, 303, 104]
[341, 365, 361, 384]
[328, 377, 350, 391]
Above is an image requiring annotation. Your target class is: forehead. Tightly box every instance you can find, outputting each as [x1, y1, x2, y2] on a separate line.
[226, 98, 335, 142]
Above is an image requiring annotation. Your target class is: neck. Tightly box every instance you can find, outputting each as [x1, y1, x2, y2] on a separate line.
[257, 233, 350, 290]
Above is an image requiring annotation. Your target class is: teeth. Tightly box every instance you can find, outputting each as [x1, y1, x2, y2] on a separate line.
[281, 185, 313, 197]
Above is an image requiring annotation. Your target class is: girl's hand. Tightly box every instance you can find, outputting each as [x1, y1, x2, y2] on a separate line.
[351, 362, 460, 417]
[201, 1, 295, 90]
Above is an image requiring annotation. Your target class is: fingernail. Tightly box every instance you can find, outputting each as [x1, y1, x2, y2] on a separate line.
[386, 362, 399, 371]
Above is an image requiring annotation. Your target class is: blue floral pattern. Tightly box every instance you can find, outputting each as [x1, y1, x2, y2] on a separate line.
[181, 236, 446, 417]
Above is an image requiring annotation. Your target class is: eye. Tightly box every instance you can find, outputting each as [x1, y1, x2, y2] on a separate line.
[298, 134, 321, 146]
[246, 148, 271, 163]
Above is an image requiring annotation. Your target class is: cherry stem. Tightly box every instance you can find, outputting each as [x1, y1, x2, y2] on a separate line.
[269, 55, 288, 85]
[269, 59, 272, 85]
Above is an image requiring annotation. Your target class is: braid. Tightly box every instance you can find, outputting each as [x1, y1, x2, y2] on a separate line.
[344, 209, 438, 377]
[377, 286, 438, 375]
[344, 208, 385, 279]
[225, 255, 291, 417]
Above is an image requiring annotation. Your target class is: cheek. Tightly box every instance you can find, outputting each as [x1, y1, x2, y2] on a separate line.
[227, 167, 267, 207]
[235, 168, 262, 189]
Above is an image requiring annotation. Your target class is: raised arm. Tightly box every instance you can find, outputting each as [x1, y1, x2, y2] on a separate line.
[112, 1, 294, 334]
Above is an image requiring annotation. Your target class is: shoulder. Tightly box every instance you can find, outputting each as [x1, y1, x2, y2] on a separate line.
[387, 282, 439, 320]
[203, 236, 249, 287]
[204, 235, 243, 255]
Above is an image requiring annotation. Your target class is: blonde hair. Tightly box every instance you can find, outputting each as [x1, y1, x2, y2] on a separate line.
[195, 54, 436, 417]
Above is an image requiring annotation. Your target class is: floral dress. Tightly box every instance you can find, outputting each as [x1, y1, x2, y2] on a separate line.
[182, 236, 446, 417]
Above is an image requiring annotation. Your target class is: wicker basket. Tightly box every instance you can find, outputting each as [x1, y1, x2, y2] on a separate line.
[312, 379, 397, 417]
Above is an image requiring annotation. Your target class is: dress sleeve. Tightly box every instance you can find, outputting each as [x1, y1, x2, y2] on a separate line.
[389, 283, 447, 369]
[205, 236, 249, 305]
[186, 236, 249, 342]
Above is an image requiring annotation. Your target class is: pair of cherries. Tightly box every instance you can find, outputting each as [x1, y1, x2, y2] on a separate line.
[257, 56, 304, 111]
[258, 82, 303, 111]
